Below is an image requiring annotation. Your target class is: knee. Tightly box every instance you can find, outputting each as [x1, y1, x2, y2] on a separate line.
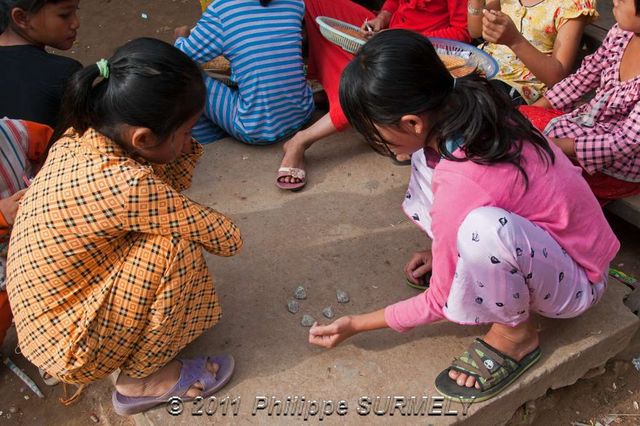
[457, 207, 512, 259]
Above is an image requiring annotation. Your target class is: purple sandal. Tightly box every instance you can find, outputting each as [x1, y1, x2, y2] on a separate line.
[112, 354, 235, 416]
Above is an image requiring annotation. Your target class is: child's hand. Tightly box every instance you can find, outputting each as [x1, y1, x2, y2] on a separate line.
[482, 10, 522, 47]
[360, 12, 391, 36]
[174, 26, 191, 39]
[404, 249, 433, 285]
[308, 316, 357, 348]
[0, 189, 28, 226]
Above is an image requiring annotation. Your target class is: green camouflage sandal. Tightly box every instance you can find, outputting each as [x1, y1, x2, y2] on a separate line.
[434, 338, 541, 403]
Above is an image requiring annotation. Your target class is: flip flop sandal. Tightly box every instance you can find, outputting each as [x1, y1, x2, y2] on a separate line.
[39, 368, 61, 386]
[276, 167, 306, 191]
[405, 271, 432, 291]
[112, 354, 235, 416]
[434, 338, 541, 403]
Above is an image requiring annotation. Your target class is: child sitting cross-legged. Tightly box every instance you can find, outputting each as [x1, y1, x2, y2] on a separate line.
[174, 0, 314, 146]
[521, 0, 640, 204]
[6, 38, 243, 415]
[308, 30, 619, 402]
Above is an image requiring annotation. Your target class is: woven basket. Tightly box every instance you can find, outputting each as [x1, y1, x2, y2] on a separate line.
[314, 17, 499, 79]
[202, 56, 231, 75]
[429, 38, 499, 79]
[316, 16, 366, 55]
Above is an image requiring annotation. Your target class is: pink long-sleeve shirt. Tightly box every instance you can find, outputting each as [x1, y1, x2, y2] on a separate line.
[384, 142, 620, 332]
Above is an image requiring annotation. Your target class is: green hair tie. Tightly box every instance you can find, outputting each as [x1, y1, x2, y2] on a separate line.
[96, 59, 110, 79]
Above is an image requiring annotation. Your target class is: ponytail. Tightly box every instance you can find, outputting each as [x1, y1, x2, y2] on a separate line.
[340, 30, 554, 189]
[432, 74, 554, 188]
[50, 37, 205, 152]
[50, 64, 102, 143]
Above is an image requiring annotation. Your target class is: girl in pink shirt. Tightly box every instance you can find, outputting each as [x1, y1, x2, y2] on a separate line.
[308, 30, 619, 402]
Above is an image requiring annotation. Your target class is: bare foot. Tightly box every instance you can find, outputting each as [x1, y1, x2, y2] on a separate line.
[448, 322, 539, 390]
[278, 134, 308, 185]
[116, 360, 219, 398]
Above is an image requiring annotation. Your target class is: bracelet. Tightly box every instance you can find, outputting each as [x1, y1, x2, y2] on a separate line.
[467, 3, 484, 15]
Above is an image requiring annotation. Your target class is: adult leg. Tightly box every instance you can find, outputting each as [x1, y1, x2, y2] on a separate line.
[277, 0, 374, 187]
[443, 207, 606, 389]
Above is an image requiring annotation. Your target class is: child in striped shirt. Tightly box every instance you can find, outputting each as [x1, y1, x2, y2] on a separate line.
[175, 0, 314, 145]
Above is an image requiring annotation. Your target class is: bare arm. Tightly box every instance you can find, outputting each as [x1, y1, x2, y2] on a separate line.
[468, 0, 500, 40]
[483, 10, 588, 87]
[532, 96, 553, 108]
[308, 309, 388, 348]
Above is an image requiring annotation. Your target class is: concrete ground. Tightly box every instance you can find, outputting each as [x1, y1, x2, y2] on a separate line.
[2, 132, 639, 426]
[1, 1, 639, 425]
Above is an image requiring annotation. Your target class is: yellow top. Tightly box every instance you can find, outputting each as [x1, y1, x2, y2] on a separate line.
[483, 0, 598, 103]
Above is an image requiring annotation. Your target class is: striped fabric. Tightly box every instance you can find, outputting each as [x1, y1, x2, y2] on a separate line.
[0, 118, 30, 199]
[176, 0, 314, 144]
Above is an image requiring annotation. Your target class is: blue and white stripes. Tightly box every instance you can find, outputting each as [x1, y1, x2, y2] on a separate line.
[176, 0, 314, 144]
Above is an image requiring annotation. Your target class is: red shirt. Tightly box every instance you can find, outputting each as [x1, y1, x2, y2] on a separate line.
[383, 0, 470, 42]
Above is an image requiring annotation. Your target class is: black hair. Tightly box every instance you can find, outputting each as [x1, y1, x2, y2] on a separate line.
[0, 0, 63, 33]
[339, 30, 554, 188]
[52, 37, 205, 150]
[637, 0, 640, 16]
[260, 0, 272, 5]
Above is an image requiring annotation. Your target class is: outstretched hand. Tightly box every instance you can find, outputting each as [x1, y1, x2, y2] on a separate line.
[308, 316, 358, 348]
[482, 9, 522, 47]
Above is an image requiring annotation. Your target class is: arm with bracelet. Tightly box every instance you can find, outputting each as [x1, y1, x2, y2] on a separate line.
[468, 0, 500, 39]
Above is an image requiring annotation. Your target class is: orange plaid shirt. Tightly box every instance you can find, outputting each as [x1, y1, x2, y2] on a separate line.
[7, 129, 242, 376]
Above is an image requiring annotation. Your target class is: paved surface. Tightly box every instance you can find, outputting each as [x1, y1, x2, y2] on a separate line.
[1, 1, 639, 424]
[1, 124, 639, 426]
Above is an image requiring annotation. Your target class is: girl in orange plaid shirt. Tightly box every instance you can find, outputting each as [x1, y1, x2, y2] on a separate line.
[7, 38, 243, 415]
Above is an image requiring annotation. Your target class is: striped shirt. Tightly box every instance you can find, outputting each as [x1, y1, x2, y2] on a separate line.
[0, 118, 30, 200]
[175, 0, 314, 143]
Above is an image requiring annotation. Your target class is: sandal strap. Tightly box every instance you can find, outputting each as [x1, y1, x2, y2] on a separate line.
[449, 338, 517, 392]
[278, 167, 305, 180]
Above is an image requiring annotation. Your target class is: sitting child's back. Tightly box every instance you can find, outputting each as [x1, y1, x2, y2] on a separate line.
[0, 44, 81, 127]
[176, 0, 314, 144]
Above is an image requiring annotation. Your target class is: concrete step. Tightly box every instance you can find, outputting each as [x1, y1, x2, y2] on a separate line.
[607, 196, 640, 229]
[136, 139, 639, 426]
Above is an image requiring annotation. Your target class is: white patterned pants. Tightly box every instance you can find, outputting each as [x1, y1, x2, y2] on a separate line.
[442, 207, 607, 326]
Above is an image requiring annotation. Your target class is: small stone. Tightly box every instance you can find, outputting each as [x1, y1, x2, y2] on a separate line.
[322, 306, 335, 319]
[294, 286, 307, 300]
[632, 357, 640, 371]
[634, 401, 639, 410]
[336, 289, 350, 304]
[287, 300, 299, 314]
[90, 413, 99, 423]
[9, 407, 16, 414]
[23, 395, 29, 400]
[301, 314, 315, 327]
